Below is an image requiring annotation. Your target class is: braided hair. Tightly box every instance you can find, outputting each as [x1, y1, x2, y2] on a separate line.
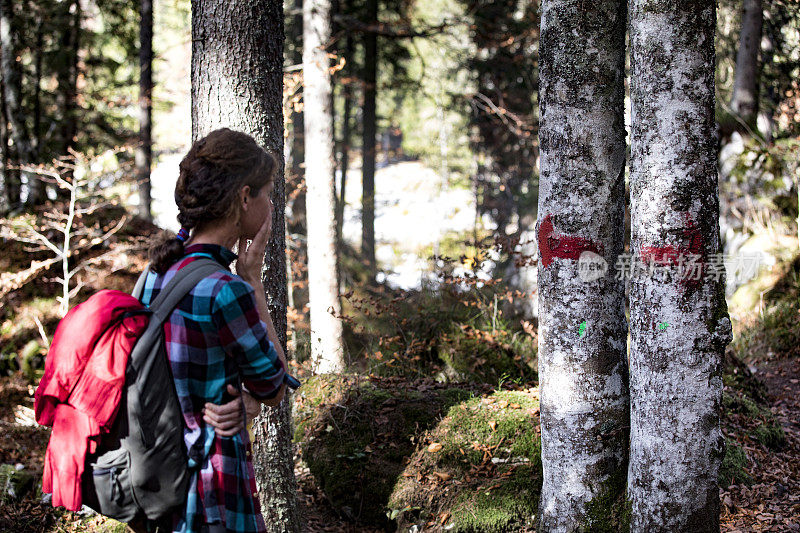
[148, 128, 278, 273]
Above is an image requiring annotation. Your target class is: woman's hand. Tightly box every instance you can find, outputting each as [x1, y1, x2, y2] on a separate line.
[236, 216, 271, 285]
[203, 385, 261, 436]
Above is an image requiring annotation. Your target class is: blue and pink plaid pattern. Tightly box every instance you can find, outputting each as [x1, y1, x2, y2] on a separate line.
[140, 243, 285, 532]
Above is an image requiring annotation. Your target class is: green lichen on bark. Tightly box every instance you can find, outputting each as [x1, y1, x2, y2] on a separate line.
[581, 469, 631, 533]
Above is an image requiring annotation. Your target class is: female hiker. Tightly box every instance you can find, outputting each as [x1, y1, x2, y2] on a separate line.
[139, 128, 289, 533]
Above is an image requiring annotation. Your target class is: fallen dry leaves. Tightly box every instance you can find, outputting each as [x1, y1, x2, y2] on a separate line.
[721, 358, 800, 532]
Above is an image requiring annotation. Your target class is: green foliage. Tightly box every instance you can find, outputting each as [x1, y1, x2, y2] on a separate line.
[19, 340, 43, 381]
[0, 464, 34, 502]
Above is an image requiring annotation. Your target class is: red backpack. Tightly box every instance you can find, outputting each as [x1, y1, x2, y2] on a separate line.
[35, 259, 221, 521]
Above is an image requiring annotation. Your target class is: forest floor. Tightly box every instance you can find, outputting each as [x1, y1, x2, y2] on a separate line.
[0, 357, 797, 532]
[719, 357, 800, 532]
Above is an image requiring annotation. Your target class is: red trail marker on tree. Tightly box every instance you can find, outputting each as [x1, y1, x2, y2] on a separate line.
[537, 214, 604, 268]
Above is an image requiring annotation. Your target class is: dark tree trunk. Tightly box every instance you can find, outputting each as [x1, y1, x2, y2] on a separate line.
[33, 15, 43, 155]
[137, 0, 153, 221]
[288, 0, 304, 193]
[361, 0, 377, 277]
[536, 0, 629, 529]
[1, 0, 38, 205]
[0, 97, 6, 214]
[628, 1, 733, 530]
[286, 0, 306, 313]
[0, 50, 9, 213]
[303, 0, 344, 372]
[191, 1, 299, 531]
[53, 0, 80, 200]
[0, 77, 17, 210]
[336, 16, 353, 250]
[731, 0, 762, 129]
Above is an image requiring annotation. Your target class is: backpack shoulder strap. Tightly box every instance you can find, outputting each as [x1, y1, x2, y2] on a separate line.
[148, 258, 224, 325]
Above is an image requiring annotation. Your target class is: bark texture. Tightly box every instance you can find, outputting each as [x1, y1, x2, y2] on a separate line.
[629, 2, 733, 531]
[730, 0, 762, 126]
[191, 1, 299, 531]
[303, 0, 344, 373]
[137, 0, 153, 221]
[536, 1, 629, 530]
[361, 0, 377, 277]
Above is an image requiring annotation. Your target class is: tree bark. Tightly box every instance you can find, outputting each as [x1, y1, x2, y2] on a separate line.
[0, 96, 6, 215]
[1, 0, 38, 205]
[303, 0, 345, 373]
[730, 0, 762, 128]
[55, 0, 80, 196]
[33, 14, 43, 156]
[535, 1, 629, 530]
[0, 41, 8, 213]
[191, 1, 299, 531]
[628, 1, 733, 531]
[361, 0, 377, 277]
[335, 0, 352, 293]
[137, 0, 153, 221]
[336, 30, 352, 253]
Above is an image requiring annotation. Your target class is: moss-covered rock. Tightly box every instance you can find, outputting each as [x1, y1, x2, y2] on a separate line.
[293, 374, 478, 527]
[388, 389, 541, 532]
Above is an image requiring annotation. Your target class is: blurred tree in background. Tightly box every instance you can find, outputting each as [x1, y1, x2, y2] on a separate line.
[463, 0, 539, 239]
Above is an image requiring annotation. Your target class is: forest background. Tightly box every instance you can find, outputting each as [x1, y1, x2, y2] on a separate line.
[0, 0, 799, 531]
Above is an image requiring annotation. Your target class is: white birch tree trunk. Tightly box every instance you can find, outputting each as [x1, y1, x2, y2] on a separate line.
[628, 1, 733, 530]
[191, 2, 300, 530]
[536, 1, 629, 529]
[303, 0, 345, 374]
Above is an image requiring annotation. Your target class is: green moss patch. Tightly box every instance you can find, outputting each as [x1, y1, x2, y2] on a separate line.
[388, 389, 542, 532]
[293, 374, 479, 527]
[721, 352, 786, 488]
[719, 439, 752, 487]
[582, 469, 631, 533]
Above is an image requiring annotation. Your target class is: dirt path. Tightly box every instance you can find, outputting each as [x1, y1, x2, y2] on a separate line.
[721, 358, 800, 532]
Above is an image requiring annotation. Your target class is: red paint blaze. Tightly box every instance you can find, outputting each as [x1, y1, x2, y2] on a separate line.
[538, 214, 604, 268]
[638, 213, 706, 286]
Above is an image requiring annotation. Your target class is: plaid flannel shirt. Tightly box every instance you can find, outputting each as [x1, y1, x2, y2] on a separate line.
[140, 244, 286, 532]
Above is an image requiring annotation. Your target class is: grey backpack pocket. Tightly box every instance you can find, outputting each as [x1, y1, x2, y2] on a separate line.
[82, 448, 137, 522]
